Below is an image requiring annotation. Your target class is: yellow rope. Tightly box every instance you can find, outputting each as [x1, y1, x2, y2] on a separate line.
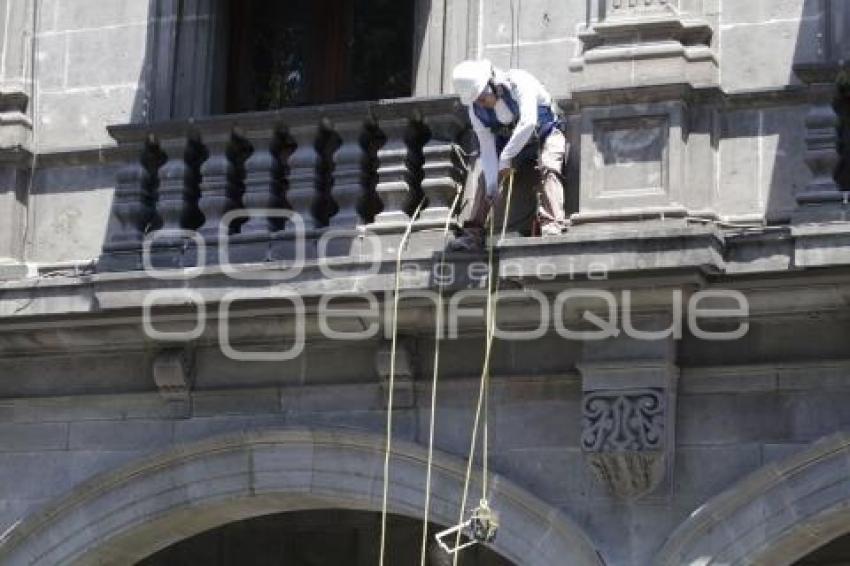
[419, 190, 464, 566]
[380, 198, 427, 566]
[451, 170, 514, 563]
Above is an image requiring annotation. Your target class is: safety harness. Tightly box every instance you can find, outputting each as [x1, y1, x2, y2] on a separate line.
[471, 80, 561, 164]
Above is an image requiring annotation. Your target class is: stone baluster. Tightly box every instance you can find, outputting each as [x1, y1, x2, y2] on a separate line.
[197, 130, 234, 242]
[239, 127, 285, 236]
[155, 135, 194, 244]
[373, 116, 416, 225]
[419, 114, 467, 225]
[100, 138, 161, 271]
[286, 124, 321, 231]
[103, 140, 157, 253]
[329, 118, 368, 228]
[793, 64, 847, 222]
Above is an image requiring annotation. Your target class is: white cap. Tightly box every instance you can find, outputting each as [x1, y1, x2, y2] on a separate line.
[452, 60, 493, 105]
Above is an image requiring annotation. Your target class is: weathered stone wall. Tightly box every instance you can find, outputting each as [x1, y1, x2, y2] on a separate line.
[2, 333, 850, 564]
[719, 0, 826, 92]
[35, 1, 149, 152]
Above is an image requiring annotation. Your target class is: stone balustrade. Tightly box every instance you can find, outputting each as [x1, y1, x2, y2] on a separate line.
[100, 97, 469, 271]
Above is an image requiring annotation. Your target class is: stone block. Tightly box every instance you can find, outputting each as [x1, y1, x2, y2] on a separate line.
[681, 368, 777, 394]
[38, 87, 140, 151]
[761, 443, 807, 465]
[65, 24, 147, 88]
[720, 18, 823, 92]
[717, 109, 762, 219]
[785, 390, 850, 442]
[491, 447, 601, 505]
[0, 422, 68, 452]
[34, 32, 67, 93]
[0, 353, 151, 398]
[173, 414, 286, 444]
[673, 444, 762, 498]
[251, 442, 314, 494]
[38, 0, 61, 31]
[678, 392, 791, 445]
[491, 398, 582, 451]
[0, 454, 64, 499]
[191, 388, 281, 417]
[0, 393, 177, 423]
[720, 0, 820, 26]
[27, 185, 114, 264]
[793, 224, 850, 267]
[280, 383, 383, 413]
[67, 419, 173, 450]
[0, 262, 28, 280]
[285, 409, 417, 442]
[517, 0, 586, 43]
[55, 0, 150, 30]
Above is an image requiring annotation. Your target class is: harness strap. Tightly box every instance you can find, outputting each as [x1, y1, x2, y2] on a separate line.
[472, 80, 561, 160]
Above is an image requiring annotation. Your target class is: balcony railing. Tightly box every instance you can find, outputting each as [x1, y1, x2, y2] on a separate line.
[100, 97, 470, 272]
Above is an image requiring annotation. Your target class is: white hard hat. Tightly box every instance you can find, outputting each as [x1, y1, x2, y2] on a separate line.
[452, 60, 493, 105]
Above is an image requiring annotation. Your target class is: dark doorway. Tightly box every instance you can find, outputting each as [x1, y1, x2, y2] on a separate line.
[226, 0, 415, 113]
[794, 530, 850, 565]
[136, 509, 514, 566]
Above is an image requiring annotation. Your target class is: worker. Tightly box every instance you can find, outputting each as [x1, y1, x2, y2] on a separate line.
[449, 59, 568, 251]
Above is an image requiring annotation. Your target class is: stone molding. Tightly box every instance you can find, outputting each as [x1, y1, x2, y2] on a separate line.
[0, 429, 604, 566]
[570, 1, 717, 92]
[656, 431, 850, 565]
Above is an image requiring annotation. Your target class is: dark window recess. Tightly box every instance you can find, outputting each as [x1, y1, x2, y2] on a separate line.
[836, 74, 850, 190]
[227, 0, 414, 113]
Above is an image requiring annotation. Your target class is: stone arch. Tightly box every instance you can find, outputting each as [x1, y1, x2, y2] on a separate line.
[656, 432, 850, 565]
[0, 428, 603, 566]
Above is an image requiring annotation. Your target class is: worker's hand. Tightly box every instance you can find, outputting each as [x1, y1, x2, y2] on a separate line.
[498, 167, 514, 186]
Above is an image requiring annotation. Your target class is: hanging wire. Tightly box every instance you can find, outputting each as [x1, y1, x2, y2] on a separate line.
[379, 198, 427, 566]
[418, 189, 464, 566]
[451, 170, 514, 564]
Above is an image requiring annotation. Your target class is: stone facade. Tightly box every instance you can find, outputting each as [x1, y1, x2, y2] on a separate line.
[1, 1, 850, 565]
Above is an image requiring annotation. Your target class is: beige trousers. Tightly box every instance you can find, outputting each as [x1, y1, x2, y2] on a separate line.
[466, 128, 568, 234]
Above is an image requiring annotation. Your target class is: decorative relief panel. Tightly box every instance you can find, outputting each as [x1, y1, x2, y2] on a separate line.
[593, 116, 669, 199]
[581, 389, 665, 452]
[580, 386, 672, 500]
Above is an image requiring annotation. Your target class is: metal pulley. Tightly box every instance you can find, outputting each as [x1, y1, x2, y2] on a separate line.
[435, 499, 500, 555]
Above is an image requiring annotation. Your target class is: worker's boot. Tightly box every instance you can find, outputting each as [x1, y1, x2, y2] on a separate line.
[540, 221, 566, 237]
[449, 191, 496, 252]
[448, 224, 485, 252]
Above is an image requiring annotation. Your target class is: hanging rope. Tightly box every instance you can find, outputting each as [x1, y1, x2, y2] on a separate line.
[418, 190, 464, 566]
[379, 198, 427, 566]
[451, 170, 515, 564]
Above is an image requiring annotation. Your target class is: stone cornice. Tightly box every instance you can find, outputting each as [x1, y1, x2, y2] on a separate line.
[2, 225, 850, 340]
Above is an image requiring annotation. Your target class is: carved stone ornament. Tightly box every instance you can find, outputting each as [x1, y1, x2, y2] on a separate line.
[581, 388, 667, 500]
[152, 347, 195, 403]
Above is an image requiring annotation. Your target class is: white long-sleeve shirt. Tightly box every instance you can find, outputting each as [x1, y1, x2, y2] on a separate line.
[468, 68, 555, 195]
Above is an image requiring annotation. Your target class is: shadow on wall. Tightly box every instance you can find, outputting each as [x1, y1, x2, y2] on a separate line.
[762, 0, 830, 223]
